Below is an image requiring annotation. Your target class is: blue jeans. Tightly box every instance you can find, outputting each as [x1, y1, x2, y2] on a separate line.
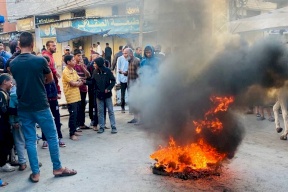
[12, 125, 26, 165]
[96, 97, 116, 129]
[18, 108, 62, 174]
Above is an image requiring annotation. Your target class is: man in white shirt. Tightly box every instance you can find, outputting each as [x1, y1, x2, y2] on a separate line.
[97, 42, 102, 56]
[116, 48, 129, 113]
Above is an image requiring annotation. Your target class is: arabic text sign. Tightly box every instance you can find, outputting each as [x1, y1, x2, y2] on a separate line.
[39, 23, 62, 38]
[72, 16, 140, 33]
[35, 15, 60, 25]
[17, 17, 34, 31]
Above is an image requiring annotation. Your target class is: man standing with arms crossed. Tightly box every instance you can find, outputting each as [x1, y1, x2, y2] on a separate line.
[10, 32, 76, 183]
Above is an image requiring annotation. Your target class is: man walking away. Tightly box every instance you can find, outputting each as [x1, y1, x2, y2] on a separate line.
[97, 42, 103, 56]
[111, 46, 123, 70]
[105, 43, 112, 64]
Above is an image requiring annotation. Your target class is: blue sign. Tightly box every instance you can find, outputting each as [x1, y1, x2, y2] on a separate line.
[71, 16, 140, 35]
[0, 15, 5, 23]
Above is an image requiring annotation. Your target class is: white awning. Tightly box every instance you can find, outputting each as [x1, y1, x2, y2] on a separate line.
[229, 6, 288, 33]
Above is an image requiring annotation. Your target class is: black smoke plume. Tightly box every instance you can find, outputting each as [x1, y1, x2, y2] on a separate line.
[129, 0, 288, 156]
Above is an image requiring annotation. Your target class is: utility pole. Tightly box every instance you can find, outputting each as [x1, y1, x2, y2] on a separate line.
[138, 0, 144, 47]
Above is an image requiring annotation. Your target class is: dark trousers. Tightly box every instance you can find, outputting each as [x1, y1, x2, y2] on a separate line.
[42, 100, 62, 140]
[105, 56, 111, 66]
[88, 89, 95, 121]
[0, 136, 13, 167]
[68, 102, 80, 136]
[88, 90, 107, 126]
[0, 144, 9, 166]
[78, 92, 87, 126]
[120, 82, 128, 109]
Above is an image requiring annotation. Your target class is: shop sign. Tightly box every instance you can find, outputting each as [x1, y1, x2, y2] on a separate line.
[0, 32, 20, 43]
[35, 15, 60, 25]
[39, 22, 62, 37]
[126, 1, 140, 15]
[71, 15, 140, 33]
[17, 17, 34, 31]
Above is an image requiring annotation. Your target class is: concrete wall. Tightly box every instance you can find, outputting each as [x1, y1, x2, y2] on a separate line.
[86, 5, 112, 17]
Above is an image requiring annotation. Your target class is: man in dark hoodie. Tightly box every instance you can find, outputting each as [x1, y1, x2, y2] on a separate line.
[86, 57, 117, 134]
[140, 45, 159, 73]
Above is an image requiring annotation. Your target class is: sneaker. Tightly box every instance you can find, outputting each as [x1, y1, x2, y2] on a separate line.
[0, 163, 16, 172]
[76, 127, 83, 132]
[105, 126, 110, 129]
[97, 128, 105, 134]
[128, 118, 138, 123]
[256, 113, 261, 117]
[276, 127, 283, 133]
[257, 116, 265, 121]
[111, 127, 118, 134]
[246, 110, 253, 114]
[59, 139, 66, 147]
[134, 121, 143, 125]
[10, 160, 20, 166]
[121, 108, 125, 113]
[268, 117, 275, 122]
[61, 105, 68, 109]
[42, 141, 48, 149]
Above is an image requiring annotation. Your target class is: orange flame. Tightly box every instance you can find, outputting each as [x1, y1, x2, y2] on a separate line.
[150, 96, 234, 173]
[194, 96, 234, 133]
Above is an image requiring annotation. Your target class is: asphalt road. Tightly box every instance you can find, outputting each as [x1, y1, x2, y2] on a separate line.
[1, 110, 288, 192]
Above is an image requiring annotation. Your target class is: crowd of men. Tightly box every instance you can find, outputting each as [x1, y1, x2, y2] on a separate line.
[0, 32, 166, 186]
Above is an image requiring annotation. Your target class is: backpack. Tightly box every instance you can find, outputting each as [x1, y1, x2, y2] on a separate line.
[0, 51, 8, 70]
[45, 81, 58, 98]
[0, 56, 6, 70]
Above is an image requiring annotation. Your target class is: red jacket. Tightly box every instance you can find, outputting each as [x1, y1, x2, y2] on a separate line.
[42, 50, 61, 94]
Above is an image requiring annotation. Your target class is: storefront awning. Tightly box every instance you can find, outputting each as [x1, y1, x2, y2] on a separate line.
[55, 27, 110, 43]
[229, 6, 288, 33]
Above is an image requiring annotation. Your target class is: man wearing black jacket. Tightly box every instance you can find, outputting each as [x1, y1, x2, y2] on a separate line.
[86, 57, 117, 134]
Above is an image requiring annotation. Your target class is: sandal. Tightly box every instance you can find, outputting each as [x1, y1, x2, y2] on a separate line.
[80, 125, 90, 130]
[54, 167, 77, 177]
[74, 132, 82, 136]
[29, 174, 39, 183]
[280, 134, 287, 140]
[70, 135, 78, 141]
[92, 126, 99, 131]
[19, 163, 27, 171]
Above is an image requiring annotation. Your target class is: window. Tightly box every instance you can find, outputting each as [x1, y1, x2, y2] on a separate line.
[112, 6, 119, 16]
[73, 10, 86, 18]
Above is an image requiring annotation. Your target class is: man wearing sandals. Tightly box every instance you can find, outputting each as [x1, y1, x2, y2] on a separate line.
[10, 32, 77, 182]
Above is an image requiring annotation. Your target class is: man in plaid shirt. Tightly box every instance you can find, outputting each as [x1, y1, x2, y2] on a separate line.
[125, 48, 140, 124]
